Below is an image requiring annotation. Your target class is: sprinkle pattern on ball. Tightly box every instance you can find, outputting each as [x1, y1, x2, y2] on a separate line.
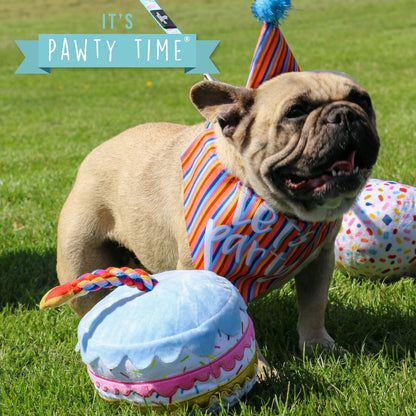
[335, 179, 416, 279]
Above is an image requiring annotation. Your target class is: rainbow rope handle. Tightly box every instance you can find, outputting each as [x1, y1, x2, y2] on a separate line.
[39, 267, 158, 310]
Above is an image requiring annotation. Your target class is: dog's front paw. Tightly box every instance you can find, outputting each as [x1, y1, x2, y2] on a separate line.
[299, 332, 348, 355]
[298, 328, 339, 353]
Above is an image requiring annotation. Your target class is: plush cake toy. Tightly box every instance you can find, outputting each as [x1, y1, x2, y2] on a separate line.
[40, 268, 258, 412]
[335, 178, 416, 279]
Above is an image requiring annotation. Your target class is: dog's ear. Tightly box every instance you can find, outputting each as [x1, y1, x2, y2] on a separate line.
[190, 81, 255, 140]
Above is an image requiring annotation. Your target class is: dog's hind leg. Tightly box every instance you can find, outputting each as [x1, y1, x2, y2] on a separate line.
[56, 198, 123, 317]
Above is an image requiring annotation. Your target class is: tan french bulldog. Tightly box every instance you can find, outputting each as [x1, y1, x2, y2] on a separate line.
[56, 71, 379, 356]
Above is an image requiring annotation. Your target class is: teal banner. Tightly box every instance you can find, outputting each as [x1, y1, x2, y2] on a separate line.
[15, 34, 219, 74]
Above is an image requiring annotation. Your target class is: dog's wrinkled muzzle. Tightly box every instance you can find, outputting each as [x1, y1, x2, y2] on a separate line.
[264, 102, 379, 205]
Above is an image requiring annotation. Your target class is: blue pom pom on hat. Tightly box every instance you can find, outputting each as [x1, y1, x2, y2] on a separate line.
[251, 0, 292, 24]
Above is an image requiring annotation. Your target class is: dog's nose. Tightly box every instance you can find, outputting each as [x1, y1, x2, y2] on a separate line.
[326, 105, 358, 125]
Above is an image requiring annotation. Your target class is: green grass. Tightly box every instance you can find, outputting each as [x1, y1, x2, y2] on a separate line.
[1, 0, 416, 414]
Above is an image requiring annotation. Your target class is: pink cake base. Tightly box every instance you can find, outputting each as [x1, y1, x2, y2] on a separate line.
[87, 318, 255, 398]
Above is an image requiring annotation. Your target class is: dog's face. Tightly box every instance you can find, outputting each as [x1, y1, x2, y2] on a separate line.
[190, 71, 379, 222]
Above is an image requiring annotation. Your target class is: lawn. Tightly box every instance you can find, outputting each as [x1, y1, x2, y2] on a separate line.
[1, 0, 416, 414]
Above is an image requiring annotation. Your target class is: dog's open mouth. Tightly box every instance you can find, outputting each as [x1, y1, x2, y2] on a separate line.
[274, 149, 370, 200]
[285, 151, 359, 192]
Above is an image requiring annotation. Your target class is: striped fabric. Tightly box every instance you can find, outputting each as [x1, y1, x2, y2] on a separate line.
[181, 129, 338, 303]
[246, 22, 300, 89]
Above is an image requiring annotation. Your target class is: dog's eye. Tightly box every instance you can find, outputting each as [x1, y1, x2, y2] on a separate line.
[285, 105, 307, 119]
[348, 90, 373, 114]
[357, 96, 372, 113]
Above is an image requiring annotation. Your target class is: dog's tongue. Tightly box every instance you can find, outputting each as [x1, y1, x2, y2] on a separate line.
[302, 175, 328, 189]
[329, 151, 356, 173]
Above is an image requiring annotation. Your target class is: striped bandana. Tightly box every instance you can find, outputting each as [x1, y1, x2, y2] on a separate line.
[181, 129, 338, 303]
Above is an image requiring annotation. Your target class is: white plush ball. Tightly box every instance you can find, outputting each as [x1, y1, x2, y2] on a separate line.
[335, 179, 416, 279]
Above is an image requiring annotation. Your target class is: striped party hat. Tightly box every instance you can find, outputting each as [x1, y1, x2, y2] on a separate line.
[246, 0, 300, 88]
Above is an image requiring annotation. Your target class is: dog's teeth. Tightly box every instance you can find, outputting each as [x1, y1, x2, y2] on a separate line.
[329, 167, 359, 178]
[331, 167, 360, 177]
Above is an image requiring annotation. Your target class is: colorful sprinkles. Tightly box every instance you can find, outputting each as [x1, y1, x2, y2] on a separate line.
[335, 179, 416, 279]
